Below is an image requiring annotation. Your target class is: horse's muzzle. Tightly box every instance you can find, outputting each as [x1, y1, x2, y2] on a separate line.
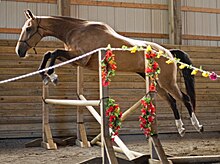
[15, 41, 28, 58]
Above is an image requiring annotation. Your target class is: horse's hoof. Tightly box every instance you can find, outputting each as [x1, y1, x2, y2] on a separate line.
[179, 128, 186, 137]
[49, 73, 58, 85]
[43, 76, 50, 85]
[52, 77, 58, 86]
[198, 125, 204, 133]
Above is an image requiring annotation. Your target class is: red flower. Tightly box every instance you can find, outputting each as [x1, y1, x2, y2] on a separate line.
[152, 62, 159, 70]
[105, 50, 113, 60]
[150, 52, 156, 58]
[141, 100, 147, 107]
[109, 115, 116, 122]
[119, 112, 122, 118]
[114, 131, 119, 136]
[110, 64, 117, 70]
[148, 116, 154, 123]
[140, 123, 145, 129]
[144, 128, 151, 136]
[145, 67, 153, 73]
[150, 105, 156, 114]
[102, 79, 110, 86]
[141, 108, 147, 115]
[149, 83, 156, 91]
[145, 53, 151, 59]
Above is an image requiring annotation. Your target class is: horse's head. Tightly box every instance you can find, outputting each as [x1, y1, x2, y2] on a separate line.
[16, 10, 43, 58]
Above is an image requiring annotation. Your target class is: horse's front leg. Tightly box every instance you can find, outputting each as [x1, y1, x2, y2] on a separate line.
[38, 51, 51, 85]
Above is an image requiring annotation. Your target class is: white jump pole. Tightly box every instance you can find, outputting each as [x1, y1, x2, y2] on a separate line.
[44, 99, 100, 106]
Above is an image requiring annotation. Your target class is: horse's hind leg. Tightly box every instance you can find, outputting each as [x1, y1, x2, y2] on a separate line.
[181, 91, 204, 132]
[163, 83, 203, 133]
[157, 85, 185, 136]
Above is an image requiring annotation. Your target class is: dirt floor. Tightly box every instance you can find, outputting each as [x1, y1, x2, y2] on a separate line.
[0, 132, 220, 164]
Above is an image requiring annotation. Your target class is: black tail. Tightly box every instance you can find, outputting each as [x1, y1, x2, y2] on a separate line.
[170, 49, 196, 110]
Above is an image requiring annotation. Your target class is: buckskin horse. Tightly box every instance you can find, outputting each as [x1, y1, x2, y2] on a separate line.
[15, 10, 203, 136]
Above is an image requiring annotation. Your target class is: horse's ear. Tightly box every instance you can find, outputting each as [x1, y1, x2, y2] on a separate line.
[24, 9, 35, 20]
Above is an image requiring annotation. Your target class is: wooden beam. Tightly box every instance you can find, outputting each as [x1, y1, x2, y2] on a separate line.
[119, 32, 169, 39]
[181, 6, 220, 14]
[168, 0, 175, 44]
[4, 0, 56, 3]
[70, 0, 168, 10]
[182, 34, 220, 41]
[0, 28, 21, 34]
[57, 0, 70, 16]
[173, 0, 182, 45]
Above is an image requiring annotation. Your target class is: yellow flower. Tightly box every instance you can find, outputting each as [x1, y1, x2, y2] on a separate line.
[166, 59, 174, 64]
[191, 69, 198, 75]
[146, 45, 152, 53]
[130, 46, 137, 53]
[202, 71, 209, 77]
[156, 50, 163, 58]
[179, 64, 187, 69]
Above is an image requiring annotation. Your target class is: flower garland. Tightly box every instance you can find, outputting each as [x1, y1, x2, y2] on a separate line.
[101, 47, 122, 140]
[101, 49, 117, 86]
[139, 45, 159, 136]
[122, 45, 219, 81]
[105, 98, 122, 140]
[165, 55, 219, 81]
[139, 96, 156, 136]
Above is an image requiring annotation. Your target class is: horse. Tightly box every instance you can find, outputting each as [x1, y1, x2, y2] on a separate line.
[15, 9, 203, 137]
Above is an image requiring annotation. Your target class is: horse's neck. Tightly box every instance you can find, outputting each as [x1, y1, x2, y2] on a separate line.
[39, 17, 84, 44]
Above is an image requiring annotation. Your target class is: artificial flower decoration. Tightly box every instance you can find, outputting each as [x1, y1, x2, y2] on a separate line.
[179, 64, 187, 69]
[101, 50, 117, 86]
[139, 96, 156, 136]
[141, 45, 160, 136]
[191, 69, 198, 75]
[202, 71, 209, 78]
[149, 82, 156, 92]
[146, 45, 152, 53]
[130, 45, 138, 53]
[156, 50, 163, 58]
[105, 98, 122, 140]
[166, 59, 174, 64]
[209, 72, 217, 80]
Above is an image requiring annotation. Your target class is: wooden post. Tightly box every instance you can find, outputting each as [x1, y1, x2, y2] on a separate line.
[41, 84, 57, 150]
[168, 0, 175, 44]
[76, 66, 90, 148]
[144, 52, 170, 164]
[99, 50, 118, 164]
[174, 0, 182, 45]
[57, 0, 70, 16]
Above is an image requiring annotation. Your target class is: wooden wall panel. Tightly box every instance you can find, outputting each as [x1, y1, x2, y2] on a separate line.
[0, 40, 220, 138]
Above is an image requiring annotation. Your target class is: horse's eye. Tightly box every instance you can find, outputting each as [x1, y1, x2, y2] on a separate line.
[26, 27, 31, 32]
